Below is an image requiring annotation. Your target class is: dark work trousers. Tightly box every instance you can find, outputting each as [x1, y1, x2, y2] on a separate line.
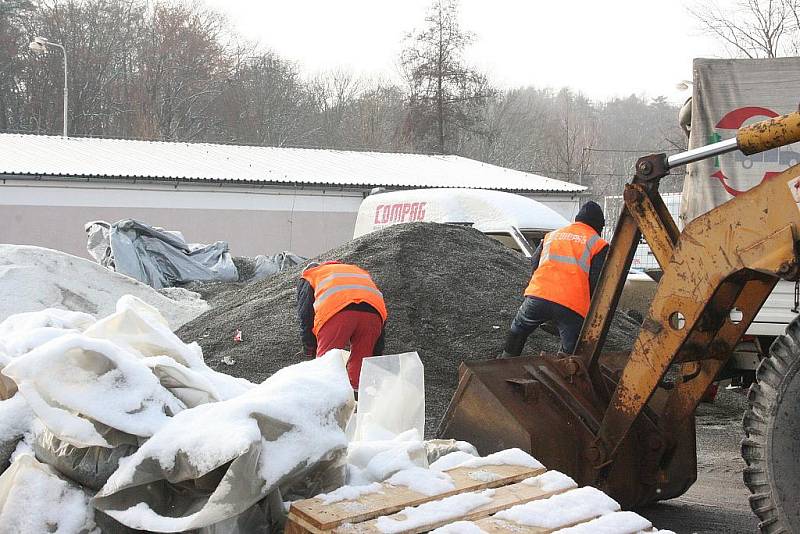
[507, 296, 585, 355]
[316, 309, 383, 390]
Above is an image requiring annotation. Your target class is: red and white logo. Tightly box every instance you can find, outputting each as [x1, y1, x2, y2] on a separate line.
[711, 106, 797, 196]
[373, 202, 427, 226]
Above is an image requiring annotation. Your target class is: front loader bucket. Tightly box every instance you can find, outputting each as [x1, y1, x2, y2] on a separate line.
[438, 355, 697, 509]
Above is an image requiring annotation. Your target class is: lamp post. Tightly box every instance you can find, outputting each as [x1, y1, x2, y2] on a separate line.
[29, 36, 68, 137]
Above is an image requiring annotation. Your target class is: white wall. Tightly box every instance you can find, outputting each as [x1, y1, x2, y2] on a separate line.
[0, 180, 365, 258]
[0, 179, 583, 259]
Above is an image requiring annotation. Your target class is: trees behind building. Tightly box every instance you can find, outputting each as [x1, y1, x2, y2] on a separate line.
[0, 0, 686, 197]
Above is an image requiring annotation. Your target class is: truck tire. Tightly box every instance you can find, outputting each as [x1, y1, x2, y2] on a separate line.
[742, 317, 800, 533]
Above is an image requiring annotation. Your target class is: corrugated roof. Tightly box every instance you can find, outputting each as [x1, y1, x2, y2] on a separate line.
[0, 133, 585, 193]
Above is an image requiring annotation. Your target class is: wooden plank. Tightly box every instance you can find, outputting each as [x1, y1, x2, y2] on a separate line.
[473, 511, 610, 533]
[468, 518, 664, 534]
[287, 464, 545, 531]
[474, 517, 549, 533]
[333, 476, 575, 533]
[284, 514, 321, 534]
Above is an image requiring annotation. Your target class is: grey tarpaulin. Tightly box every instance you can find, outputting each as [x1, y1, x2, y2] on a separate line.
[87, 219, 239, 289]
[32, 426, 138, 491]
[252, 252, 306, 281]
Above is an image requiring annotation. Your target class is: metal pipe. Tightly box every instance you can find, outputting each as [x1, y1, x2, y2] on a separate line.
[28, 38, 68, 137]
[666, 137, 738, 169]
[47, 42, 68, 138]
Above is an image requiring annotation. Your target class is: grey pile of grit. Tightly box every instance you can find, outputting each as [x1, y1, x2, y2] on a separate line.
[177, 223, 640, 435]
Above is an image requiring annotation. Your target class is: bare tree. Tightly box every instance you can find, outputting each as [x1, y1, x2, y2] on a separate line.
[217, 50, 312, 146]
[689, 0, 800, 58]
[399, 0, 493, 154]
[133, 2, 232, 141]
[0, 0, 34, 131]
[307, 69, 361, 147]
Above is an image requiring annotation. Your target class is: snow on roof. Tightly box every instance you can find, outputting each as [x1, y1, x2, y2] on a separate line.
[0, 133, 586, 194]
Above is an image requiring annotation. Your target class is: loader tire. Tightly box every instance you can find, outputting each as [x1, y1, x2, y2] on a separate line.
[742, 317, 800, 533]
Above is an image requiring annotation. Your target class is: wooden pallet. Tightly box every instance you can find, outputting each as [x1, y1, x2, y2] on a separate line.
[286, 463, 667, 534]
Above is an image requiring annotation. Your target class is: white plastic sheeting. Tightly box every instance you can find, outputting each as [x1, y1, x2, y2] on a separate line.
[0, 296, 356, 533]
[94, 352, 354, 532]
[352, 352, 426, 442]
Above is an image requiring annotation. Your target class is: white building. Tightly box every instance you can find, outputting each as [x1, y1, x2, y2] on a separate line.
[0, 133, 585, 258]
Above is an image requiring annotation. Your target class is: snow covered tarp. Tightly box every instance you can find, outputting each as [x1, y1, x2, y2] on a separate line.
[0, 244, 208, 329]
[0, 295, 357, 532]
[93, 351, 354, 531]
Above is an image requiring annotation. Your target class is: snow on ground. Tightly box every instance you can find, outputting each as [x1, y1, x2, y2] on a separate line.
[0, 244, 208, 329]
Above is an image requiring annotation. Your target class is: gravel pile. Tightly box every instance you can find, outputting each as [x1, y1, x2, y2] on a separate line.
[177, 223, 640, 436]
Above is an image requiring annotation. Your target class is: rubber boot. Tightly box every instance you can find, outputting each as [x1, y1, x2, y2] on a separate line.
[499, 331, 527, 359]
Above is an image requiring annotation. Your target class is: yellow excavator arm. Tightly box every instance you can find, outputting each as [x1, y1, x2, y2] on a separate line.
[440, 111, 800, 520]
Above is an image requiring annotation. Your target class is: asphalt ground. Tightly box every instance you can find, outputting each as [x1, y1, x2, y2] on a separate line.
[640, 388, 758, 534]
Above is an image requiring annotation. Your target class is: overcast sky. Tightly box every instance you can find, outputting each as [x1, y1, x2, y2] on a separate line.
[205, 0, 724, 104]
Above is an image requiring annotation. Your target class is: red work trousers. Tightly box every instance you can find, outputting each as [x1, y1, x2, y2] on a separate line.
[316, 309, 383, 390]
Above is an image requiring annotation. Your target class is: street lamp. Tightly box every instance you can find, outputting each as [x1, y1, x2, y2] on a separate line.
[29, 36, 68, 137]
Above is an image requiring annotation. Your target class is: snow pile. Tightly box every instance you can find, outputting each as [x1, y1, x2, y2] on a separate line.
[0, 244, 208, 330]
[522, 470, 578, 493]
[0, 296, 355, 532]
[430, 521, 489, 534]
[430, 450, 479, 472]
[0, 394, 35, 469]
[376, 489, 495, 534]
[552, 510, 652, 533]
[347, 434, 429, 484]
[386, 467, 455, 496]
[0, 454, 96, 533]
[494, 486, 620, 529]
[458, 448, 544, 470]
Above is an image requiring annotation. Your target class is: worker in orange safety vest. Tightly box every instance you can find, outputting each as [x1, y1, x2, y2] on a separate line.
[297, 261, 388, 392]
[501, 201, 609, 357]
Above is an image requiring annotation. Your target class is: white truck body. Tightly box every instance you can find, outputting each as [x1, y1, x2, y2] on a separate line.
[682, 58, 800, 343]
[353, 188, 569, 257]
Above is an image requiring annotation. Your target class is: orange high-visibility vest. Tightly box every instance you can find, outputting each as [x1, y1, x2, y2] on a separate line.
[302, 262, 388, 335]
[525, 222, 608, 317]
